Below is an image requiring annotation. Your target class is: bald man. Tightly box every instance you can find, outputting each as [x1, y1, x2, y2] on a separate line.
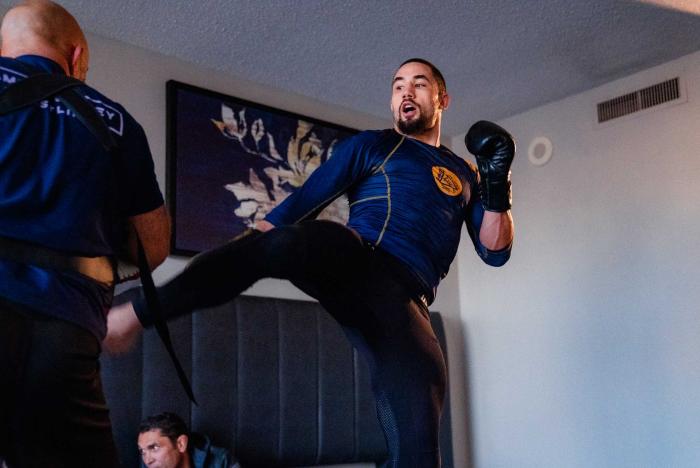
[0, 1, 169, 466]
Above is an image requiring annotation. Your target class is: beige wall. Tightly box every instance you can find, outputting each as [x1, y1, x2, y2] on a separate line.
[451, 49, 700, 467]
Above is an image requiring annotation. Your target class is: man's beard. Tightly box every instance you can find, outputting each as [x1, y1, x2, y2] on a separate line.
[396, 106, 434, 135]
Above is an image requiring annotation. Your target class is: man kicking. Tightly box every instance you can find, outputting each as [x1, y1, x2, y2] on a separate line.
[107, 58, 515, 467]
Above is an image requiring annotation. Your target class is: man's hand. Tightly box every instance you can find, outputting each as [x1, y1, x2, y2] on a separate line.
[465, 121, 515, 212]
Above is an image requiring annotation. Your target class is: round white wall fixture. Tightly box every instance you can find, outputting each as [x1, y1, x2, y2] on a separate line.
[527, 136, 553, 166]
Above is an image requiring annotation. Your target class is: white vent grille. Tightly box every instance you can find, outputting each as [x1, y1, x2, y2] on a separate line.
[597, 78, 680, 123]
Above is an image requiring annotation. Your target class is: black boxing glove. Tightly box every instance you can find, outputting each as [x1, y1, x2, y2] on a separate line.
[465, 120, 515, 212]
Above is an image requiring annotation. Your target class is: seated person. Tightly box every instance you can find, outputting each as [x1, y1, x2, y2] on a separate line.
[138, 412, 239, 468]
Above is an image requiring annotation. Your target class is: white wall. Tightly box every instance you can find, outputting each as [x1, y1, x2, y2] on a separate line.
[451, 50, 700, 467]
[81, 32, 469, 466]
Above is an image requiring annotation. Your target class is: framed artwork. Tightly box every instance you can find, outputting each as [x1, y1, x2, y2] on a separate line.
[166, 80, 357, 256]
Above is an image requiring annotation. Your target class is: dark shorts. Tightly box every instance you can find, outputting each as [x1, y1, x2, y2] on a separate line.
[0, 299, 119, 468]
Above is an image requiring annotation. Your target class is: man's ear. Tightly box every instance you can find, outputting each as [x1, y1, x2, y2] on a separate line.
[70, 45, 86, 81]
[176, 434, 189, 453]
[439, 92, 450, 110]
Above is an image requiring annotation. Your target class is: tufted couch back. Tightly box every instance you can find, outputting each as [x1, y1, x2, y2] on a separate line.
[101, 295, 453, 467]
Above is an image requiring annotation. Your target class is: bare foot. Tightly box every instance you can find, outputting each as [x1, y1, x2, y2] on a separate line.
[103, 301, 143, 354]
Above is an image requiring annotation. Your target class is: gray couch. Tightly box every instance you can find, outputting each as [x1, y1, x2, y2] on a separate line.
[101, 295, 453, 467]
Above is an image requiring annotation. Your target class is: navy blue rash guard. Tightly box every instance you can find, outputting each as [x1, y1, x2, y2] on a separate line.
[0, 55, 164, 339]
[265, 129, 511, 301]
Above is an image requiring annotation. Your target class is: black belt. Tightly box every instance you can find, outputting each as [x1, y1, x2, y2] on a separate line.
[0, 236, 114, 284]
[135, 237, 197, 405]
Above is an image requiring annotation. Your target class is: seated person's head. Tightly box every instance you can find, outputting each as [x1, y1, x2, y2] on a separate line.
[137, 412, 192, 468]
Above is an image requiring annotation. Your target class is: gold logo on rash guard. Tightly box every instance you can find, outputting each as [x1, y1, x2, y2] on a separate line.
[432, 166, 462, 196]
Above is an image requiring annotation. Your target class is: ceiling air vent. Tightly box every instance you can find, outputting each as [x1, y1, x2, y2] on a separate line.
[597, 77, 680, 123]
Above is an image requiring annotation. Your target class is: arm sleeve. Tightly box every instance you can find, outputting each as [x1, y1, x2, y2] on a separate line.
[464, 187, 512, 267]
[117, 117, 165, 217]
[264, 132, 377, 226]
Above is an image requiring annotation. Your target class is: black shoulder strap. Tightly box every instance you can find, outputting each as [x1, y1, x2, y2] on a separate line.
[0, 73, 116, 153]
[0, 73, 81, 113]
[56, 84, 118, 154]
[0, 71, 197, 404]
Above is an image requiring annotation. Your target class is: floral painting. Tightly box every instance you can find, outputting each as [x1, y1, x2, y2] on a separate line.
[167, 81, 356, 255]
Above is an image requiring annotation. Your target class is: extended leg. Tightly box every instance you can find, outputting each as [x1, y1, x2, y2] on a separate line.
[137, 220, 365, 325]
[105, 220, 365, 353]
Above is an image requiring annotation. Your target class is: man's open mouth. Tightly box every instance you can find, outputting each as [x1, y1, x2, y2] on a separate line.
[401, 101, 418, 118]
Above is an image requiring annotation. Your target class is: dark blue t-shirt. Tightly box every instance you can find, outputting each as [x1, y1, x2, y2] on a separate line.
[0, 55, 164, 339]
[265, 129, 511, 300]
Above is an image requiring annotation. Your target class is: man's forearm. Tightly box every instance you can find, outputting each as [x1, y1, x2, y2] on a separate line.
[478, 210, 513, 251]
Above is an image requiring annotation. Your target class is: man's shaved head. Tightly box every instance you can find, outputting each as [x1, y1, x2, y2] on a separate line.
[1, 0, 89, 80]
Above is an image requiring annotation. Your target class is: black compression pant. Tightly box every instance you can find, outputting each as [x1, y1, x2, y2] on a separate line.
[136, 220, 447, 467]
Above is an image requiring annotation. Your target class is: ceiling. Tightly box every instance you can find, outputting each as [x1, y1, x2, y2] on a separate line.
[3, 0, 700, 138]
